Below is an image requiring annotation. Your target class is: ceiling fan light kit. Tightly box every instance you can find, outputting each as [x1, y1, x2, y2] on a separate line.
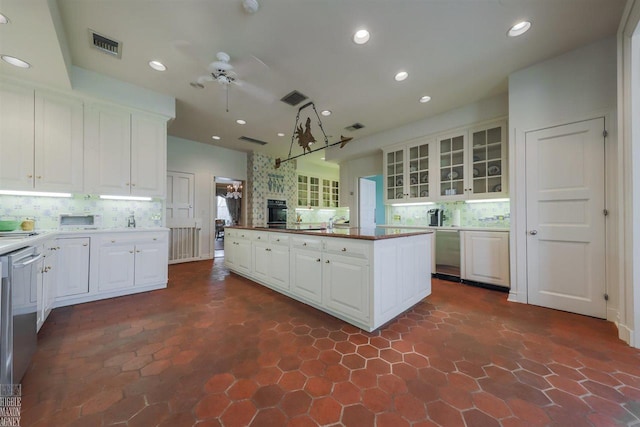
[242, 0, 259, 14]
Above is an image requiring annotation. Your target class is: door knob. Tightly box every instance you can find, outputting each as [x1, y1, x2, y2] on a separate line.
[529, 230, 538, 235]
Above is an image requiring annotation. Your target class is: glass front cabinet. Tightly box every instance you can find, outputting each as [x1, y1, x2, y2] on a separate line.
[298, 174, 339, 207]
[383, 119, 507, 203]
[383, 138, 434, 203]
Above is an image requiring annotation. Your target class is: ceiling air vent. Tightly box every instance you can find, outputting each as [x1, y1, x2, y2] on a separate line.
[280, 90, 308, 106]
[239, 136, 268, 146]
[89, 29, 122, 58]
[345, 122, 365, 131]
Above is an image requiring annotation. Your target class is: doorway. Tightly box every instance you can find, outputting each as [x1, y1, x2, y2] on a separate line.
[525, 118, 606, 318]
[213, 177, 244, 258]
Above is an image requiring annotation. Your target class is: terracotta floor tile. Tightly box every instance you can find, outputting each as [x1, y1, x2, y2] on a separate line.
[19, 261, 640, 427]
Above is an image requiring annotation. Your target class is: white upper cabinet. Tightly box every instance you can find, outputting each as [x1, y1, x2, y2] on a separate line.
[383, 138, 435, 203]
[437, 131, 468, 201]
[0, 84, 34, 189]
[85, 103, 166, 197]
[468, 121, 508, 199]
[35, 91, 84, 192]
[0, 86, 84, 192]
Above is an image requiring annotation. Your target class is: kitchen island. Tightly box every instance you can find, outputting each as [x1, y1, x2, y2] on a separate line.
[225, 226, 433, 331]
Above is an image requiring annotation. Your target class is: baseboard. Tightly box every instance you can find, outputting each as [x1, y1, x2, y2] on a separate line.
[617, 322, 634, 347]
[200, 253, 214, 260]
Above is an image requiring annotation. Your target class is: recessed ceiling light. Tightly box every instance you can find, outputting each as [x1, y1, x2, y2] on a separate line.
[0, 13, 9, 24]
[277, 132, 285, 137]
[320, 157, 325, 161]
[236, 119, 246, 125]
[321, 110, 331, 116]
[1, 55, 30, 68]
[419, 95, 431, 103]
[148, 60, 166, 71]
[353, 29, 370, 45]
[395, 71, 408, 82]
[212, 135, 221, 140]
[508, 21, 531, 37]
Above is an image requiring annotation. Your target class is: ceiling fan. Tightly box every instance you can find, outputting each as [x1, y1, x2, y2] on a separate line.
[192, 51, 276, 111]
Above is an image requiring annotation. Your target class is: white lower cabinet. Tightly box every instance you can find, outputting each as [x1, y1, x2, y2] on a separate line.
[56, 237, 90, 297]
[322, 253, 370, 322]
[38, 240, 59, 331]
[98, 233, 168, 292]
[252, 233, 290, 291]
[461, 230, 510, 288]
[226, 229, 432, 332]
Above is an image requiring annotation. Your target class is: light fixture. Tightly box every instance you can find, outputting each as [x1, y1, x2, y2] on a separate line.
[508, 21, 531, 37]
[226, 183, 242, 199]
[100, 195, 153, 201]
[390, 202, 435, 207]
[419, 95, 432, 103]
[353, 29, 370, 45]
[242, 0, 259, 14]
[236, 119, 246, 125]
[277, 132, 285, 137]
[275, 101, 352, 168]
[1, 55, 30, 68]
[0, 190, 71, 198]
[212, 135, 221, 140]
[395, 71, 408, 82]
[320, 157, 325, 161]
[0, 13, 9, 24]
[321, 110, 332, 116]
[148, 60, 166, 71]
[465, 198, 509, 204]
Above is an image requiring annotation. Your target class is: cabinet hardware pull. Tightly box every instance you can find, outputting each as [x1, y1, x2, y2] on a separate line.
[111, 240, 116, 243]
[276, 239, 280, 242]
[257, 236, 261, 239]
[129, 250, 134, 253]
[316, 258, 321, 262]
[303, 242, 307, 246]
[82, 243, 88, 246]
[153, 238, 157, 241]
[341, 248, 347, 252]
[325, 260, 330, 263]
[132, 183, 136, 186]
[126, 182, 130, 186]
[529, 230, 538, 235]
[27, 174, 33, 178]
[37, 175, 42, 179]
[56, 247, 60, 250]
[136, 250, 141, 253]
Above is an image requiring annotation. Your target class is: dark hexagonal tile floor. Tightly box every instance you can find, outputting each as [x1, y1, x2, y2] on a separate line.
[20, 259, 640, 426]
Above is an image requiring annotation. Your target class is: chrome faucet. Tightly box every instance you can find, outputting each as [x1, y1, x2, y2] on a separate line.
[127, 213, 136, 228]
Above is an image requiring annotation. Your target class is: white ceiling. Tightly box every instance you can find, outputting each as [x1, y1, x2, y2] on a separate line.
[0, 0, 626, 168]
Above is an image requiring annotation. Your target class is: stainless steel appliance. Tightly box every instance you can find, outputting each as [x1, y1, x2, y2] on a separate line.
[59, 213, 102, 230]
[0, 246, 42, 384]
[267, 199, 288, 229]
[435, 229, 460, 280]
[428, 209, 445, 227]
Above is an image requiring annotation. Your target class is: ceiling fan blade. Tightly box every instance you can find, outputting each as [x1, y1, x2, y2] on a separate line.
[233, 54, 270, 78]
[233, 79, 276, 104]
[197, 75, 214, 85]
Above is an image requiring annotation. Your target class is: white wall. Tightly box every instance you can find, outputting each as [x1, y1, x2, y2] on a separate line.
[508, 37, 619, 323]
[167, 135, 247, 258]
[339, 153, 382, 226]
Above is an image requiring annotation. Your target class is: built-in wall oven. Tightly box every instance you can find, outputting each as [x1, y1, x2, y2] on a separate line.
[0, 246, 42, 384]
[267, 199, 288, 229]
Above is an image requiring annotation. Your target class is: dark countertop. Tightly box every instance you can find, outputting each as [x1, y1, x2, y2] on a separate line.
[226, 226, 433, 241]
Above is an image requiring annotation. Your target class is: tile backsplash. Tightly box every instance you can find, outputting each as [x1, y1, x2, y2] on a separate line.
[0, 195, 163, 230]
[386, 200, 510, 228]
[294, 207, 350, 225]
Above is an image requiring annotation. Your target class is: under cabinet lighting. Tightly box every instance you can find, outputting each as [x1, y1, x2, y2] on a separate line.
[465, 198, 509, 204]
[0, 190, 71, 198]
[390, 202, 434, 207]
[100, 195, 152, 201]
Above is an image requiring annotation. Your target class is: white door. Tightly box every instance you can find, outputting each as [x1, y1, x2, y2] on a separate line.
[359, 178, 376, 228]
[166, 171, 195, 219]
[525, 118, 606, 318]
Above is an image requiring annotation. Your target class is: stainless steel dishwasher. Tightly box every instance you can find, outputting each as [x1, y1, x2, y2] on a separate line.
[435, 229, 461, 280]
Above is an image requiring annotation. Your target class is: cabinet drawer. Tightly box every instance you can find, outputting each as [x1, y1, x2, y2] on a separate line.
[253, 231, 269, 242]
[235, 230, 252, 240]
[269, 233, 290, 246]
[291, 236, 322, 250]
[324, 239, 370, 260]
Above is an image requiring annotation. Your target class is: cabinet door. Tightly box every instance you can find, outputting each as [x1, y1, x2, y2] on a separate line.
[56, 238, 90, 297]
[469, 121, 507, 199]
[291, 249, 322, 304]
[309, 177, 320, 207]
[461, 231, 510, 287]
[235, 239, 252, 275]
[0, 84, 34, 190]
[134, 242, 168, 286]
[270, 244, 290, 291]
[98, 244, 135, 291]
[438, 132, 467, 200]
[322, 179, 332, 207]
[252, 241, 271, 283]
[34, 92, 84, 192]
[384, 147, 406, 202]
[331, 181, 339, 207]
[131, 113, 166, 197]
[406, 140, 433, 201]
[323, 254, 369, 322]
[84, 104, 131, 195]
[41, 244, 58, 327]
[224, 237, 236, 268]
[297, 175, 309, 206]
